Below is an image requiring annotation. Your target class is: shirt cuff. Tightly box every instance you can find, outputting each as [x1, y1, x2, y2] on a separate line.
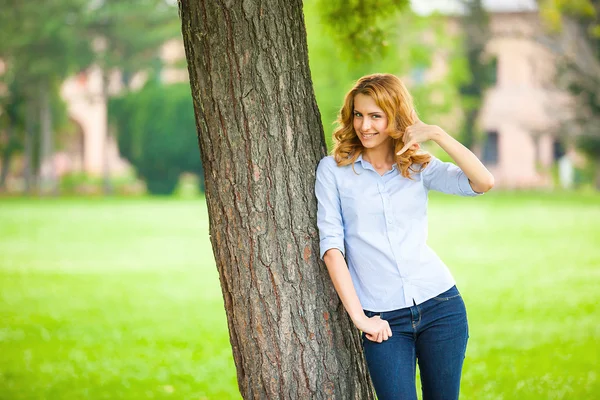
[458, 172, 484, 196]
[319, 239, 345, 260]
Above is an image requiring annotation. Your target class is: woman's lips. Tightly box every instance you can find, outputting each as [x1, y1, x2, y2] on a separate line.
[362, 133, 377, 139]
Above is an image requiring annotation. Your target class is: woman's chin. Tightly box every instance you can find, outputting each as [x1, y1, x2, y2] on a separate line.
[361, 140, 380, 149]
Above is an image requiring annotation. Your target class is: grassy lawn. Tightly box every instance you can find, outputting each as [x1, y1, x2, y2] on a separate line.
[0, 192, 598, 399]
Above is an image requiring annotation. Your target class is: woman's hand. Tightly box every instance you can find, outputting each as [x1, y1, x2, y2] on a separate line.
[354, 314, 393, 343]
[396, 110, 441, 156]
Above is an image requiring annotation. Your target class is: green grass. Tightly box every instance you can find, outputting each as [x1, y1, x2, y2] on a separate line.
[0, 192, 598, 399]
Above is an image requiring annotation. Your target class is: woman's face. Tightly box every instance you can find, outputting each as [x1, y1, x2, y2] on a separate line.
[353, 93, 391, 150]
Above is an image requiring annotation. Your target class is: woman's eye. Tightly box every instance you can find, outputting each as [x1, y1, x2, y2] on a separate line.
[372, 115, 380, 119]
[354, 112, 362, 117]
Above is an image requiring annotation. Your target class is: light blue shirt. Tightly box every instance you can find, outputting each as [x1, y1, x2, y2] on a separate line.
[315, 153, 481, 312]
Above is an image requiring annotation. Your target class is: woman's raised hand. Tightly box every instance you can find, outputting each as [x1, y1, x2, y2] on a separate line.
[355, 314, 393, 343]
[396, 110, 441, 156]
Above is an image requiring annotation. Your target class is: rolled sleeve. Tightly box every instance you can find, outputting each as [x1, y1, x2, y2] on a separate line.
[315, 157, 345, 260]
[422, 156, 483, 197]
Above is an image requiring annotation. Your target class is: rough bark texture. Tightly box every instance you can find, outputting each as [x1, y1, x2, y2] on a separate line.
[179, 1, 374, 399]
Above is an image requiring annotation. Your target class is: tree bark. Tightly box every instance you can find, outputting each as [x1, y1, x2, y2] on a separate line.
[179, 1, 374, 399]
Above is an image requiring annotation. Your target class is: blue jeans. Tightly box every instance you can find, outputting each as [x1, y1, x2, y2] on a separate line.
[361, 285, 469, 400]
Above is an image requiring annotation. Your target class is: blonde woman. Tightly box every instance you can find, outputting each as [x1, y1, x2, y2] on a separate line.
[315, 73, 494, 400]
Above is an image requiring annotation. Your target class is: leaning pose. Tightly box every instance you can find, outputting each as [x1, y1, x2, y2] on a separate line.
[315, 73, 494, 400]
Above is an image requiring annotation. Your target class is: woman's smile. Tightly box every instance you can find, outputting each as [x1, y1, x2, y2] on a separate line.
[361, 132, 378, 139]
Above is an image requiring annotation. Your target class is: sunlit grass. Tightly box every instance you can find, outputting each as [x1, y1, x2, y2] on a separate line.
[0, 192, 598, 399]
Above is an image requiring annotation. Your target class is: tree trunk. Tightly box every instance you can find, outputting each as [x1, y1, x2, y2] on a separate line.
[39, 84, 57, 196]
[101, 70, 113, 196]
[595, 161, 600, 190]
[179, 1, 374, 399]
[462, 108, 478, 150]
[24, 100, 35, 194]
[0, 124, 15, 191]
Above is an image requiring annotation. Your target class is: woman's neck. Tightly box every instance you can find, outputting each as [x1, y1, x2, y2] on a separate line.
[362, 145, 395, 168]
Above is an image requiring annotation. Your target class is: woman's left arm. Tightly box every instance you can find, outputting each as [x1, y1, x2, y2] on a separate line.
[397, 111, 495, 193]
[430, 127, 494, 193]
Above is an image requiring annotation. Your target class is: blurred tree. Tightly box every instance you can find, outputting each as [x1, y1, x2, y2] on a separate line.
[0, 0, 92, 194]
[538, 0, 600, 188]
[457, 0, 496, 150]
[81, 0, 180, 194]
[0, 78, 25, 190]
[109, 81, 203, 195]
[0, 0, 180, 194]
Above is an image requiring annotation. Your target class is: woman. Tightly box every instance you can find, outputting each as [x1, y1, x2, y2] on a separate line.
[315, 73, 494, 400]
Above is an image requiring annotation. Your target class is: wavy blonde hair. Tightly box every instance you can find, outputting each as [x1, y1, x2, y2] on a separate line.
[332, 73, 431, 178]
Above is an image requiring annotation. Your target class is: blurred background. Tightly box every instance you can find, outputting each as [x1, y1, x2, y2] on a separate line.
[0, 0, 598, 399]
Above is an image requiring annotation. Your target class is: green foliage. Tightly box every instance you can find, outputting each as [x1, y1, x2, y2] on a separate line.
[109, 82, 203, 195]
[539, 0, 600, 182]
[305, 0, 466, 150]
[59, 171, 144, 196]
[539, 0, 599, 33]
[577, 134, 600, 157]
[82, 0, 179, 83]
[315, 0, 409, 63]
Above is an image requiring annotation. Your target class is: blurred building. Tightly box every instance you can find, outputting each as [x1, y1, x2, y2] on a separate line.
[57, 39, 188, 178]
[416, 0, 576, 188]
[478, 10, 573, 188]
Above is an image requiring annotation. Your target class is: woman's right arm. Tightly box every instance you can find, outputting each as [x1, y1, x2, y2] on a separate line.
[322, 249, 392, 343]
[315, 157, 391, 342]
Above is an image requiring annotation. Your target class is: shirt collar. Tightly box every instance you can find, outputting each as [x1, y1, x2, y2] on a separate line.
[354, 152, 398, 171]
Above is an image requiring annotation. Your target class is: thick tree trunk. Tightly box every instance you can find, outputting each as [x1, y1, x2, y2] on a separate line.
[179, 1, 374, 399]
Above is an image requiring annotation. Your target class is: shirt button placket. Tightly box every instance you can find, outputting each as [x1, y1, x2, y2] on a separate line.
[380, 181, 405, 281]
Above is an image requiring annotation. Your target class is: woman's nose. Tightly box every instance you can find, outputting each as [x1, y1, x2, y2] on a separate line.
[362, 119, 371, 131]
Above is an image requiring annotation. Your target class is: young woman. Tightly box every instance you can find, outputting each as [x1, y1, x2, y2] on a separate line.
[315, 73, 494, 400]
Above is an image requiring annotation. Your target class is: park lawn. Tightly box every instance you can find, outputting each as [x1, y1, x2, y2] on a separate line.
[0, 192, 598, 399]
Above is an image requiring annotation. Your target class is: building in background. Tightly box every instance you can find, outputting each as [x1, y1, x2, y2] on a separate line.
[56, 39, 188, 179]
[478, 9, 574, 188]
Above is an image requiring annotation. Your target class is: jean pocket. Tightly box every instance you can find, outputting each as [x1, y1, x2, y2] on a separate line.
[432, 285, 461, 301]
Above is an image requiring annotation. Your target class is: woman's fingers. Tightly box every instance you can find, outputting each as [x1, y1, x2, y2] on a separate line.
[363, 316, 393, 343]
[396, 140, 414, 156]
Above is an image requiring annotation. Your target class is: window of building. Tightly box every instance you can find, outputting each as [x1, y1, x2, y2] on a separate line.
[482, 131, 499, 165]
[553, 139, 566, 161]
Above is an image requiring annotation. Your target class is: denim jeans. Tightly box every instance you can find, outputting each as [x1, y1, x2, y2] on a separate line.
[361, 285, 469, 400]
